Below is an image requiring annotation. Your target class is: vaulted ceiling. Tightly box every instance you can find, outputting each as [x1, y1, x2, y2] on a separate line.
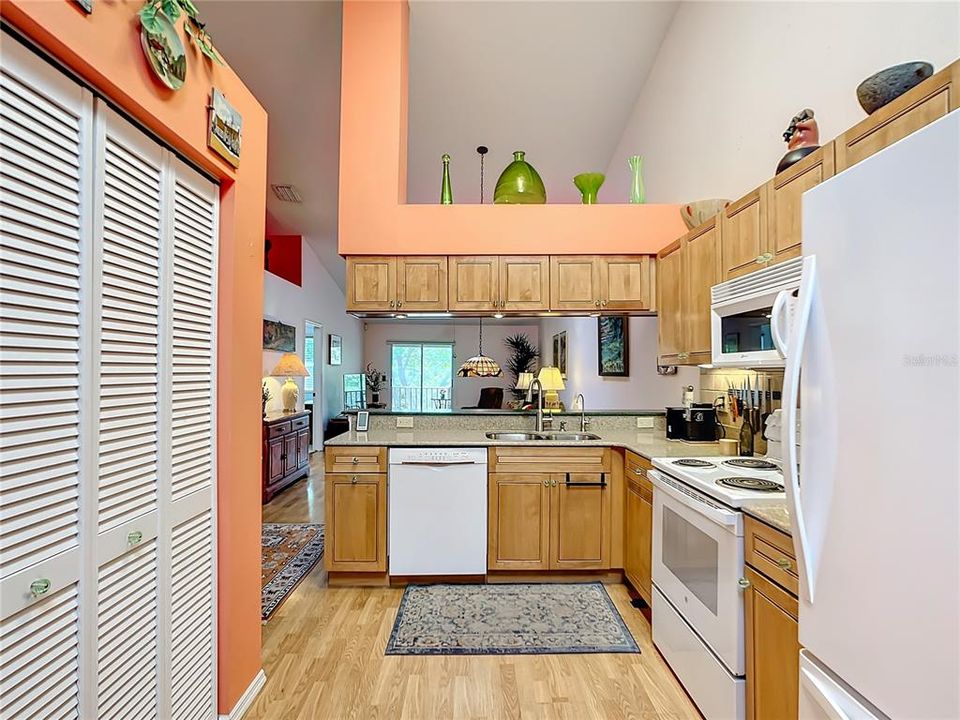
[203, 1, 679, 287]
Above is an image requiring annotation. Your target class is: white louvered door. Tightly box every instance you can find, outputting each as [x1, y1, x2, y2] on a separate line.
[1, 37, 218, 720]
[92, 104, 164, 720]
[0, 37, 91, 720]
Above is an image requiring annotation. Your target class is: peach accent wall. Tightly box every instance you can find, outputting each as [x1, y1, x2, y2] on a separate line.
[1, 2, 266, 713]
[338, 1, 687, 256]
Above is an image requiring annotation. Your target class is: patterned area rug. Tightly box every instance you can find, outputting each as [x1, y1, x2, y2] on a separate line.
[261, 523, 324, 621]
[385, 582, 639, 655]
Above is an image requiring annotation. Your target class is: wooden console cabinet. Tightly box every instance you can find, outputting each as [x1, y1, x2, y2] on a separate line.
[262, 410, 311, 503]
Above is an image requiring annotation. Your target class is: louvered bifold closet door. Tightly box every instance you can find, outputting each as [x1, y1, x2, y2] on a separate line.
[165, 157, 218, 720]
[0, 39, 91, 720]
[92, 104, 163, 720]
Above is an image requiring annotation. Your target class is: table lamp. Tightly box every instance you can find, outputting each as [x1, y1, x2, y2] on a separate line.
[536, 366, 565, 409]
[270, 353, 309, 413]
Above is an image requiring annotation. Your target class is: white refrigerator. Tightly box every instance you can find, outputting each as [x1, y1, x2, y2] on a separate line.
[777, 109, 960, 719]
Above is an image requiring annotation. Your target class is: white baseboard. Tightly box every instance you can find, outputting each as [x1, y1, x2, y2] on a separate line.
[219, 669, 266, 720]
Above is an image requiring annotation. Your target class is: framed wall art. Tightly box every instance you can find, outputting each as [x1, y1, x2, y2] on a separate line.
[263, 319, 295, 352]
[597, 316, 629, 377]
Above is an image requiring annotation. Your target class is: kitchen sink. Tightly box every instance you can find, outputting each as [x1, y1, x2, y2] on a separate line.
[484, 431, 601, 442]
[484, 432, 544, 441]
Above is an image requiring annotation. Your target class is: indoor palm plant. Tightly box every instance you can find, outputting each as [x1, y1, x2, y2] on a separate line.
[504, 333, 539, 404]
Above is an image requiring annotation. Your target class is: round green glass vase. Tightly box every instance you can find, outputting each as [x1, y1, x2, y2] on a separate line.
[493, 151, 546, 204]
[573, 172, 605, 204]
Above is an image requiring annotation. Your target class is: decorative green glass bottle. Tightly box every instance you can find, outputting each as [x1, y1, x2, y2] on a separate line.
[493, 151, 546, 204]
[573, 172, 605, 204]
[628, 155, 645, 204]
[440, 153, 453, 204]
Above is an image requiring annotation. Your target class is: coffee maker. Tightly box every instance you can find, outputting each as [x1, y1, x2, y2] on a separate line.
[666, 385, 720, 441]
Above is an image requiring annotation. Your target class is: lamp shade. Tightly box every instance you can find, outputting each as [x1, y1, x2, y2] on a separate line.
[515, 371, 534, 390]
[457, 355, 502, 378]
[270, 352, 309, 377]
[537, 366, 565, 391]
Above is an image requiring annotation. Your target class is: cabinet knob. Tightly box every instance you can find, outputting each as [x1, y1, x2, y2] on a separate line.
[634, 468, 645, 476]
[397, 300, 402, 308]
[543, 479, 550, 486]
[352, 457, 359, 464]
[352, 476, 359, 484]
[127, 530, 143, 546]
[777, 558, 792, 570]
[389, 300, 395, 308]
[30, 578, 51, 597]
[595, 300, 601, 307]
[738, 578, 751, 590]
[601, 300, 608, 307]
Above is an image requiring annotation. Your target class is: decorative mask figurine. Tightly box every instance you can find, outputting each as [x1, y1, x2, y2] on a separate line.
[776, 108, 820, 174]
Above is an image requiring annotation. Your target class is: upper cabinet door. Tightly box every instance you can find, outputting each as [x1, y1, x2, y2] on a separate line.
[720, 187, 767, 280]
[346, 256, 396, 312]
[766, 144, 834, 265]
[656, 243, 683, 364]
[598, 255, 654, 311]
[500, 256, 549, 312]
[550, 256, 600, 311]
[682, 219, 721, 362]
[448, 256, 499, 311]
[835, 60, 959, 172]
[396, 256, 447, 311]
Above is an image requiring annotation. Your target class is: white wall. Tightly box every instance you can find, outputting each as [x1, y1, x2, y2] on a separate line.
[604, 2, 960, 203]
[262, 239, 363, 426]
[363, 319, 540, 408]
[538, 316, 699, 411]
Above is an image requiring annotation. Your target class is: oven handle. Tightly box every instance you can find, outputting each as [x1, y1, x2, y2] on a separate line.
[648, 470, 741, 529]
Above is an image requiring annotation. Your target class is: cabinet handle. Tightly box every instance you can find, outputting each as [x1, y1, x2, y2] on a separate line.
[601, 300, 608, 307]
[595, 300, 601, 307]
[127, 530, 143, 546]
[755, 255, 766, 264]
[738, 578, 751, 590]
[633, 468, 645, 476]
[543, 479, 550, 486]
[397, 300, 402, 308]
[352, 476, 359, 484]
[389, 300, 395, 308]
[30, 578, 51, 597]
[777, 558, 792, 570]
[352, 457, 359, 464]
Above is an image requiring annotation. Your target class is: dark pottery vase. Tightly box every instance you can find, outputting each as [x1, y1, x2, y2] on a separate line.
[776, 145, 819, 175]
[857, 62, 933, 114]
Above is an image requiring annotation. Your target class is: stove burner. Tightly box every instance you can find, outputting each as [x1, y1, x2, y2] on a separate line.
[724, 458, 779, 471]
[716, 477, 785, 492]
[672, 458, 716, 468]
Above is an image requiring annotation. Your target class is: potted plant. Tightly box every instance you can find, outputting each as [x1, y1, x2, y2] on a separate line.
[261, 381, 272, 418]
[365, 362, 386, 407]
[504, 333, 539, 406]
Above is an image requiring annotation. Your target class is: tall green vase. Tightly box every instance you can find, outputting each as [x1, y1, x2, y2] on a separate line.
[440, 153, 453, 204]
[493, 151, 546, 204]
[573, 172, 605, 204]
[628, 155, 645, 204]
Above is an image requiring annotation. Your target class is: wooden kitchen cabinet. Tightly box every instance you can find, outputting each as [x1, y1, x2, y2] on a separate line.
[326, 472, 387, 571]
[345, 256, 396, 312]
[448, 255, 549, 312]
[720, 187, 767, 280]
[744, 565, 800, 720]
[488, 473, 552, 570]
[262, 411, 311, 503]
[681, 218, 720, 364]
[500, 255, 550, 311]
[656, 241, 682, 365]
[765, 144, 835, 266]
[488, 448, 612, 571]
[835, 60, 960, 172]
[551, 473, 611, 569]
[623, 452, 653, 604]
[550, 255, 601, 311]
[597, 255, 655, 311]
[396, 256, 448, 311]
[346, 255, 446, 312]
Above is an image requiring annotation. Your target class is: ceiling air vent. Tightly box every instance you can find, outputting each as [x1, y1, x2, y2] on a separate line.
[271, 184, 302, 203]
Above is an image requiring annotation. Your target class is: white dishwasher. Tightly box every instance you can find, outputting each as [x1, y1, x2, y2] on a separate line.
[388, 447, 488, 575]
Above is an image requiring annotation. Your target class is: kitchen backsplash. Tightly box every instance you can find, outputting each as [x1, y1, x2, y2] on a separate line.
[700, 367, 784, 455]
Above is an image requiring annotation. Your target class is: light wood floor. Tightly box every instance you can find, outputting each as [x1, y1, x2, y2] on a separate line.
[250, 452, 701, 720]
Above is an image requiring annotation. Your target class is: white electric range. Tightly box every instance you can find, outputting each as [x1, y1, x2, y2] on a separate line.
[647, 456, 786, 720]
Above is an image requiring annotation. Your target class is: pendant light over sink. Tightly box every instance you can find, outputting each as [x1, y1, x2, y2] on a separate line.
[457, 317, 502, 378]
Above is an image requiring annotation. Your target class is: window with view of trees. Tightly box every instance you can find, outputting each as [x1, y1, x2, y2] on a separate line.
[390, 343, 454, 412]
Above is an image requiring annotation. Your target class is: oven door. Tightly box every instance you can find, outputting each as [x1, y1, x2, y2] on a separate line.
[711, 291, 787, 368]
[650, 470, 745, 675]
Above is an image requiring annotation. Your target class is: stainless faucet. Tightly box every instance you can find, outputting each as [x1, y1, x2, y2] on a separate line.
[576, 392, 591, 432]
[531, 377, 551, 432]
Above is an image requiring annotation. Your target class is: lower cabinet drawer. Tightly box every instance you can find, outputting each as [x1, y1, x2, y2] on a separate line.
[745, 516, 798, 595]
[489, 446, 610, 474]
[324, 446, 387, 474]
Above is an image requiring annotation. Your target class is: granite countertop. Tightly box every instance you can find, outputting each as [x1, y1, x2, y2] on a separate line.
[325, 427, 721, 462]
[343, 409, 668, 417]
[741, 502, 792, 536]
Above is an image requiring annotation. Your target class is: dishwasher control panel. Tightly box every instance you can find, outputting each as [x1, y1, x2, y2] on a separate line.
[388, 447, 488, 465]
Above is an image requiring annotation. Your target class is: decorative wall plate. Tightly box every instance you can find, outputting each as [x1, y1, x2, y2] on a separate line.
[140, 11, 186, 91]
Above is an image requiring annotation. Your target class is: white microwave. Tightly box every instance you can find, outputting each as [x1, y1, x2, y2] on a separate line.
[710, 257, 803, 368]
